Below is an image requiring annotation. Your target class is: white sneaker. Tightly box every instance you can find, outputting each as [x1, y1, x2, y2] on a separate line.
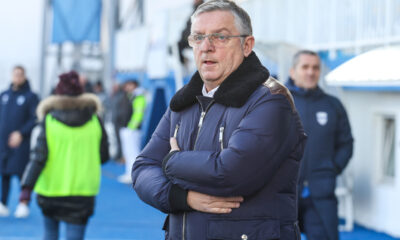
[0, 202, 9, 217]
[14, 202, 30, 218]
[117, 174, 132, 184]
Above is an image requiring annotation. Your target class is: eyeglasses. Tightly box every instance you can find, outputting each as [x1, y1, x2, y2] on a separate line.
[188, 33, 248, 48]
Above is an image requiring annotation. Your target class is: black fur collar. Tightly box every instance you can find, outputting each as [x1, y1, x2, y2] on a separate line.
[170, 51, 269, 111]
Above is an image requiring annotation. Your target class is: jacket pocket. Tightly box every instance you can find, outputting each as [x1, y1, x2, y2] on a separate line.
[207, 218, 280, 240]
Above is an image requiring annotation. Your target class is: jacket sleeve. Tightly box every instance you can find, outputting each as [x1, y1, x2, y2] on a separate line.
[331, 99, 353, 174]
[19, 93, 39, 137]
[164, 94, 302, 197]
[132, 108, 191, 213]
[20, 121, 48, 189]
[97, 116, 110, 164]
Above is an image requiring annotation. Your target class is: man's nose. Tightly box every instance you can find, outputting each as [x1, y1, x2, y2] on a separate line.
[307, 68, 316, 75]
[199, 37, 214, 51]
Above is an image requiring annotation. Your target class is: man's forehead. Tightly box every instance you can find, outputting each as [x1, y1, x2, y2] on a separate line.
[298, 55, 320, 65]
[13, 69, 24, 75]
[191, 10, 236, 33]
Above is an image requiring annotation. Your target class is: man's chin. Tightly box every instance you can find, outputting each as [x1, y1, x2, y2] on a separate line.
[201, 77, 220, 83]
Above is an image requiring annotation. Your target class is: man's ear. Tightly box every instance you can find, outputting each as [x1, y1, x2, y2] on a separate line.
[289, 67, 295, 79]
[243, 36, 255, 57]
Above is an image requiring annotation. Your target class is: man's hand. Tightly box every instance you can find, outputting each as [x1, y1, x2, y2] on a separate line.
[170, 137, 180, 152]
[187, 190, 243, 214]
[8, 131, 23, 148]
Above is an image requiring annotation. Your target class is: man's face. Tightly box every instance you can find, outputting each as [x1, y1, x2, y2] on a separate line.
[191, 11, 254, 89]
[124, 82, 136, 93]
[290, 54, 321, 90]
[12, 68, 26, 87]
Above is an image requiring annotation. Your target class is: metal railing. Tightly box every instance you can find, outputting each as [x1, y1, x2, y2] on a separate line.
[240, 0, 400, 52]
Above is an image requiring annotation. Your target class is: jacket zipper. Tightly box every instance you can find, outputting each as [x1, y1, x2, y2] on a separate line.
[172, 122, 185, 240]
[192, 111, 207, 150]
[219, 126, 225, 150]
[174, 124, 180, 138]
[182, 101, 214, 240]
[182, 212, 186, 240]
[193, 101, 214, 149]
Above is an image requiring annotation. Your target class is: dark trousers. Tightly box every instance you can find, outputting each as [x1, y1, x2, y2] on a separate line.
[299, 197, 330, 240]
[43, 216, 87, 240]
[1, 174, 22, 205]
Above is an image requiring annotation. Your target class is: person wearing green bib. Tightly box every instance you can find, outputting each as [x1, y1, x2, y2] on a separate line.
[19, 71, 109, 240]
[117, 79, 147, 184]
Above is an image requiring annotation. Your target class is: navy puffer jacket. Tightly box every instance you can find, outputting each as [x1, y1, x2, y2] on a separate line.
[286, 78, 353, 240]
[0, 81, 39, 176]
[132, 52, 306, 240]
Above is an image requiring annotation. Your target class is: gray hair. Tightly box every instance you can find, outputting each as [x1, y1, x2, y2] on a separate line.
[191, 0, 253, 36]
[292, 50, 319, 68]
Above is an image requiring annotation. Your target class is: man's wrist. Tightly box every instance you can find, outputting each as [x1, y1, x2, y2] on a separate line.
[168, 184, 192, 212]
[162, 150, 179, 173]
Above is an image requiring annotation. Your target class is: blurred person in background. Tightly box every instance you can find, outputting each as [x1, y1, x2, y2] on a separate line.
[177, 0, 204, 65]
[117, 79, 146, 184]
[78, 73, 93, 93]
[93, 80, 108, 120]
[93, 80, 107, 104]
[286, 50, 353, 240]
[19, 71, 109, 240]
[0, 65, 39, 218]
[108, 82, 125, 161]
[132, 1, 306, 239]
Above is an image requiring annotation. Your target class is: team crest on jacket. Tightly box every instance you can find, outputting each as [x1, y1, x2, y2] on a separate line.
[17, 96, 26, 106]
[316, 111, 328, 126]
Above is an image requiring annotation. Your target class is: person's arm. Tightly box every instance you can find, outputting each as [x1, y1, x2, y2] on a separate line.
[127, 95, 146, 130]
[19, 93, 39, 137]
[168, 138, 243, 213]
[133, 108, 245, 213]
[164, 94, 300, 197]
[132, 108, 187, 213]
[331, 100, 353, 174]
[97, 116, 110, 164]
[19, 122, 48, 201]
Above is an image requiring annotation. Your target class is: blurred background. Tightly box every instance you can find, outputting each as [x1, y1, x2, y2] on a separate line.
[0, 0, 400, 239]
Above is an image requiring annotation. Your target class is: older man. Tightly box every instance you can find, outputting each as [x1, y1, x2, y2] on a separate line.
[132, 1, 306, 239]
[286, 50, 353, 240]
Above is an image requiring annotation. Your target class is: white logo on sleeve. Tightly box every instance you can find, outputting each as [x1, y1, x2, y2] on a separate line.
[1, 94, 10, 104]
[316, 111, 328, 126]
[2, 94, 9, 104]
[17, 96, 26, 106]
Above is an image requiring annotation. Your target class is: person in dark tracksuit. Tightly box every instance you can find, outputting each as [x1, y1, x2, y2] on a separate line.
[0, 65, 39, 218]
[286, 50, 353, 240]
[132, 1, 307, 239]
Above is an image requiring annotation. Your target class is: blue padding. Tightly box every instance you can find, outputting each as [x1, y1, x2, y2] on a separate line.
[141, 87, 167, 148]
[319, 50, 355, 70]
[52, 0, 101, 43]
[115, 71, 177, 97]
[342, 86, 400, 92]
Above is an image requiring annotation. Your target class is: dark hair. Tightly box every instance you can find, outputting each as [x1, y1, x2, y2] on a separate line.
[125, 79, 139, 87]
[292, 50, 319, 68]
[13, 65, 26, 74]
[55, 71, 84, 96]
[95, 80, 103, 87]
